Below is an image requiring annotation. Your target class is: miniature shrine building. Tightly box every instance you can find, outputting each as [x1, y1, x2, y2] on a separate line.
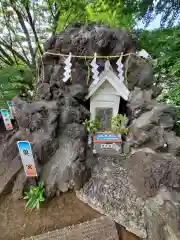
[85, 61, 130, 130]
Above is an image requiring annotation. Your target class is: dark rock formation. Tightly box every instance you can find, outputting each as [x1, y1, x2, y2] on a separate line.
[38, 24, 155, 102]
[9, 97, 89, 197]
[125, 88, 178, 155]
[40, 123, 88, 196]
[77, 149, 180, 240]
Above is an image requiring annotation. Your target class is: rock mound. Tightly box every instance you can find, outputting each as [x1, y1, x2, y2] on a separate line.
[77, 150, 180, 240]
[38, 24, 154, 102]
[0, 24, 155, 198]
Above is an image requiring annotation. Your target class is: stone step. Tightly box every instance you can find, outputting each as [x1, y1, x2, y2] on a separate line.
[23, 216, 119, 240]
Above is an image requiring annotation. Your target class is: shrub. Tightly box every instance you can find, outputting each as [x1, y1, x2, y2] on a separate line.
[111, 114, 129, 134]
[83, 118, 102, 133]
[23, 182, 45, 210]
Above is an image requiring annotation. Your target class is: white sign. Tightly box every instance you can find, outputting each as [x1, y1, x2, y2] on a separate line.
[17, 141, 37, 177]
[0, 109, 13, 130]
[101, 143, 113, 149]
[7, 101, 16, 119]
[101, 143, 121, 151]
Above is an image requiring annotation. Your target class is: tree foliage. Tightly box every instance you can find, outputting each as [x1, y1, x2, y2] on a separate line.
[0, 0, 52, 106]
[122, 0, 180, 27]
[54, 0, 135, 30]
[139, 26, 180, 134]
[0, 65, 35, 107]
[139, 27, 180, 88]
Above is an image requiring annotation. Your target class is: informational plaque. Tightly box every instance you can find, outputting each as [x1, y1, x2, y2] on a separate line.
[7, 101, 16, 119]
[93, 132, 122, 156]
[17, 141, 37, 177]
[0, 109, 13, 130]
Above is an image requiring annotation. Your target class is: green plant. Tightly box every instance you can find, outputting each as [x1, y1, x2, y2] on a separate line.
[173, 107, 180, 136]
[23, 182, 45, 210]
[0, 65, 35, 108]
[83, 118, 101, 133]
[111, 114, 129, 135]
[119, 152, 128, 160]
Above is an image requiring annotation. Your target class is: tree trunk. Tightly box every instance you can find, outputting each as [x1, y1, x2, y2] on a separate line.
[25, 4, 43, 55]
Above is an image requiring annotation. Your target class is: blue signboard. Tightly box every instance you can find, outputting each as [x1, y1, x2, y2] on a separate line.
[94, 132, 121, 142]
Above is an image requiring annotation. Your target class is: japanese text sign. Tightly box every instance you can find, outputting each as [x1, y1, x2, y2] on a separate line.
[93, 132, 122, 156]
[93, 132, 121, 143]
[0, 109, 13, 130]
[17, 141, 37, 177]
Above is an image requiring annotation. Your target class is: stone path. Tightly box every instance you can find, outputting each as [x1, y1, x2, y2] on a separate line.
[23, 216, 119, 240]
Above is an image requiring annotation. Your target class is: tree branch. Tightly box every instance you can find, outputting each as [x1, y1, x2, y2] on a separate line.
[0, 40, 31, 67]
[2, 6, 19, 65]
[10, 0, 36, 66]
[17, 41, 30, 63]
[0, 54, 13, 66]
[0, 45, 14, 66]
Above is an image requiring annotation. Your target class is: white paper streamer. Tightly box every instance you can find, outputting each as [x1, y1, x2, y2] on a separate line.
[63, 53, 72, 82]
[116, 55, 124, 82]
[104, 60, 112, 71]
[91, 53, 99, 85]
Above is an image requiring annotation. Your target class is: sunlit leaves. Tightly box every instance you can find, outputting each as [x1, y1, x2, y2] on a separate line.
[139, 27, 180, 83]
[54, 0, 135, 31]
[111, 114, 129, 134]
[139, 26, 180, 122]
[0, 65, 35, 107]
[123, 0, 180, 27]
[83, 119, 102, 133]
[168, 85, 180, 106]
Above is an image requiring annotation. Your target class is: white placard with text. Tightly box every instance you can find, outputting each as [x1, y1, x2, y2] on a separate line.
[0, 109, 13, 130]
[17, 141, 37, 177]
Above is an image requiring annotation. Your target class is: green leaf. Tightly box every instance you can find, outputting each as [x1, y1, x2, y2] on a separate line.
[23, 181, 45, 210]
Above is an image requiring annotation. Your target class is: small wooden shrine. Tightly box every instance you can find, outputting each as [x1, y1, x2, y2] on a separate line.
[85, 60, 130, 156]
[85, 60, 129, 130]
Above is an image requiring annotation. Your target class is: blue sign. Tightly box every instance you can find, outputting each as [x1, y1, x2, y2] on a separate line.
[95, 133, 121, 141]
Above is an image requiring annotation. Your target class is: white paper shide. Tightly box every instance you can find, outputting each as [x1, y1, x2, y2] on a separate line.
[63, 53, 72, 82]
